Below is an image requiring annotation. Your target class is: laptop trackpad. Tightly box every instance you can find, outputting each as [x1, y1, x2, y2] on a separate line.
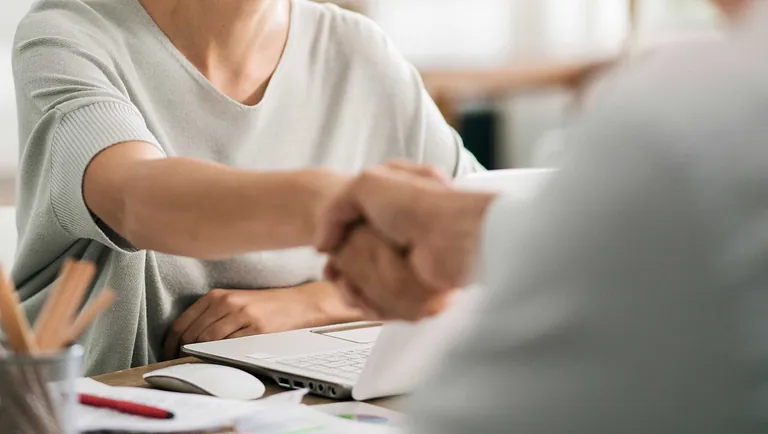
[313, 324, 382, 344]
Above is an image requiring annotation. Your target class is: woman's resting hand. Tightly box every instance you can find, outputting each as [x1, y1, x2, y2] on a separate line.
[162, 282, 365, 360]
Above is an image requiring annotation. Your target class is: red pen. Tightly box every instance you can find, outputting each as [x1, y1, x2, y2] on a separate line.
[79, 393, 175, 419]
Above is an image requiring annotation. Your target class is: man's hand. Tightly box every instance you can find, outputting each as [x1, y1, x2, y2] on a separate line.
[163, 282, 364, 360]
[315, 162, 496, 290]
[326, 226, 455, 321]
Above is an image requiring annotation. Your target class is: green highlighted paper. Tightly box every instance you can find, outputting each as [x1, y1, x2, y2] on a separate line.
[338, 414, 390, 425]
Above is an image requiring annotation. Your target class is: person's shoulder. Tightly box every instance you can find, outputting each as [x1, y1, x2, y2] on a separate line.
[296, 1, 404, 71]
[14, 0, 121, 55]
[298, 1, 387, 43]
[584, 36, 760, 141]
[572, 34, 768, 195]
[587, 40, 719, 109]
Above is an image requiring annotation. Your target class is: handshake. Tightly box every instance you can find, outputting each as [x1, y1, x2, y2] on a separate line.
[314, 161, 496, 321]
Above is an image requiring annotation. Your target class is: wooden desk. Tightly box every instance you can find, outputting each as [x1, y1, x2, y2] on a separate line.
[93, 356, 402, 410]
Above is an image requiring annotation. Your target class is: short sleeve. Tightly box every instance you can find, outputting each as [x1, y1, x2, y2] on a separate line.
[48, 102, 161, 249]
[339, 9, 485, 178]
[14, 22, 164, 251]
[403, 66, 485, 178]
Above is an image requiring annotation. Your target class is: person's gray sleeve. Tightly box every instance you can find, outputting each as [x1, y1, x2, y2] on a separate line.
[408, 102, 748, 433]
[13, 25, 164, 251]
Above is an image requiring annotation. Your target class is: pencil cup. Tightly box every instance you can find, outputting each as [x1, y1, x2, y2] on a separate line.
[0, 344, 84, 434]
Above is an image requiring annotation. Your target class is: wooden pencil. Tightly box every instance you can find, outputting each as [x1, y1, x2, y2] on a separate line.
[42, 261, 95, 351]
[0, 267, 37, 354]
[0, 261, 105, 434]
[38, 261, 96, 351]
[33, 260, 76, 349]
[54, 288, 116, 349]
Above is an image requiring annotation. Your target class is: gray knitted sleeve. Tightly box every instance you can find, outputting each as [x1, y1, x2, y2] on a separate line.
[14, 31, 164, 251]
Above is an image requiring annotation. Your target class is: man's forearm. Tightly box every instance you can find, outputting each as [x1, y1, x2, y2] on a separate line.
[415, 189, 497, 288]
[85, 152, 345, 258]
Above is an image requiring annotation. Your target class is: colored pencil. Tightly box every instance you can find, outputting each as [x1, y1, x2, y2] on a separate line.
[55, 288, 116, 349]
[0, 260, 118, 434]
[79, 393, 175, 419]
[33, 259, 75, 350]
[40, 262, 95, 351]
[0, 267, 37, 354]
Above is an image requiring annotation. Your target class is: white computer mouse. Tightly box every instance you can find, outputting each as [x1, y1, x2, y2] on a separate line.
[143, 363, 266, 401]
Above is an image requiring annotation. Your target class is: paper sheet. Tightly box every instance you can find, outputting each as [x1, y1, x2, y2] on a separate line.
[74, 379, 399, 433]
[76, 380, 262, 432]
[235, 404, 402, 434]
[72, 377, 111, 391]
[313, 401, 406, 427]
[261, 388, 309, 405]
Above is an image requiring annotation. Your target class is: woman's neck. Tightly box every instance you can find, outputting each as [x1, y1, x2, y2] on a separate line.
[139, 0, 291, 105]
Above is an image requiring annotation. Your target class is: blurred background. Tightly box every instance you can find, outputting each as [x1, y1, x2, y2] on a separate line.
[0, 0, 724, 203]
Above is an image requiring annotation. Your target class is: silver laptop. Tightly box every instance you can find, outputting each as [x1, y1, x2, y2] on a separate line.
[184, 168, 554, 401]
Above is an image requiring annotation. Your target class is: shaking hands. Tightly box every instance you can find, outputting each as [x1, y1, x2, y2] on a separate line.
[314, 161, 496, 321]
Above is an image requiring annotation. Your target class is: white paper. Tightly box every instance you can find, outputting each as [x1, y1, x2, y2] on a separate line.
[75, 380, 268, 432]
[314, 401, 406, 426]
[73, 377, 112, 391]
[236, 404, 402, 434]
[74, 380, 398, 434]
[260, 388, 309, 405]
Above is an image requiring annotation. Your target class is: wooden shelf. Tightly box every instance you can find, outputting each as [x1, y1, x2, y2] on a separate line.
[420, 58, 614, 127]
[421, 59, 611, 97]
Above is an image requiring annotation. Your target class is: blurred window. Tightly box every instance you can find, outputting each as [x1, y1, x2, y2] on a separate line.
[368, 0, 629, 63]
[544, 0, 628, 58]
[367, 0, 514, 67]
[637, 0, 720, 46]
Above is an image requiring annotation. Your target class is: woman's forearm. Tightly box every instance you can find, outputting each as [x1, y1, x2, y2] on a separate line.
[84, 141, 346, 258]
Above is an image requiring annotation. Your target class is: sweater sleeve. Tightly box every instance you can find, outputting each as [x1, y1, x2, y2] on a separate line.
[340, 9, 485, 178]
[399, 64, 485, 178]
[14, 27, 164, 251]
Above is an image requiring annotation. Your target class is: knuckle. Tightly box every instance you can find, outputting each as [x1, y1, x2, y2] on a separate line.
[426, 166, 445, 180]
[249, 318, 264, 334]
[359, 168, 383, 185]
[220, 293, 234, 306]
[219, 293, 238, 308]
[209, 288, 227, 299]
[385, 159, 408, 170]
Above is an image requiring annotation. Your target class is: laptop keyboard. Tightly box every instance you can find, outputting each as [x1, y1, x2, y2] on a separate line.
[272, 346, 373, 381]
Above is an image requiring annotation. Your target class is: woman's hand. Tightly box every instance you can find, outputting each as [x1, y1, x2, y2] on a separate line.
[162, 282, 364, 360]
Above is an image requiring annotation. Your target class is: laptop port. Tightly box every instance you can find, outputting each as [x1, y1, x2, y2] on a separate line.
[318, 384, 325, 393]
[330, 387, 337, 397]
[308, 382, 315, 390]
[293, 380, 305, 389]
[277, 377, 290, 387]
